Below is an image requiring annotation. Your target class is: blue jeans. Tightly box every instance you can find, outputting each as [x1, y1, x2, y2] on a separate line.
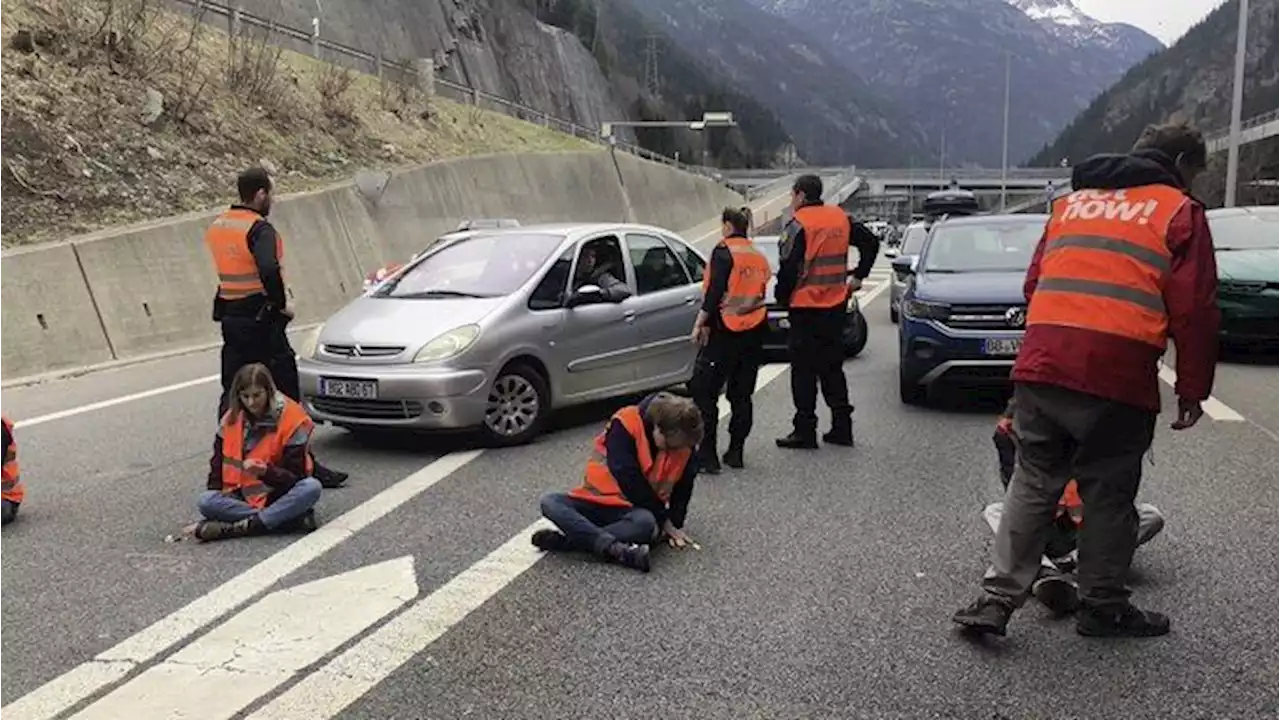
[540, 492, 659, 554]
[198, 477, 322, 530]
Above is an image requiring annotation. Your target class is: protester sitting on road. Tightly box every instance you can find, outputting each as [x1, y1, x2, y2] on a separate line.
[984, 397, 1165, 616]
[186, 363, 323, 542]
[572, 241, 631, 302]
[532, 392, 704, 573]
[2, 414, 25, 526]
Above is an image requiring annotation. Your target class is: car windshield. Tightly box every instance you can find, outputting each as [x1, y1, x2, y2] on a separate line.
[376, 232, 565, 299]
[1209, 212, 1279, 251]
[922, 219, 1043, 273]
[901, 224, 928, 255]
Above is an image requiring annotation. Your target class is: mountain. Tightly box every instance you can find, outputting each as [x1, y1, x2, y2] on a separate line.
[1031, 0, 1278, 164]
[748, 0, 1164, 166]
[1010, 0, 1163, 68]
[620, 0, 933, 167]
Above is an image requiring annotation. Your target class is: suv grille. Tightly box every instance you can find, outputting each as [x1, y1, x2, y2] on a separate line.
[942, 304, 1024, 331]
[322, 344, 406, 358]
[309, 397, 423, 420]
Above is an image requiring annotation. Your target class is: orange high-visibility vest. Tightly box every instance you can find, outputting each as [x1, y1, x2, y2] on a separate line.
[1058, 480, 1083, 528]
[204, 208, 283, 301]
[218, 395, 314, 510]
[701, 236, 772, 331]
[2, 415, 24, 505]
[790, 205, 851, 308]
[1027, 185, 1186, 349]
[569, 406, 692, 508]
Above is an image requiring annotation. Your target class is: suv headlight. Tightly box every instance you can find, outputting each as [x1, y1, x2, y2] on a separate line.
[903, 299, 950, 321]
[413, 325, 480, 363]
[297, 325, 323, 359]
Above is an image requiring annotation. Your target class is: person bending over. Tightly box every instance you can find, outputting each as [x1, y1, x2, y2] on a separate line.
[533, 392, 704, 573]
[188, 363, 323, 542]
[982, 397, 1166, 616]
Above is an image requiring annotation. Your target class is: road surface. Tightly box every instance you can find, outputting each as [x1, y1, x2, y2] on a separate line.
[3, 261, 1276, 720]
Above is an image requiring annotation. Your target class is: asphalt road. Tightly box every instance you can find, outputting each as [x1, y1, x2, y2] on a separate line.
[3, 266, 1277, 720]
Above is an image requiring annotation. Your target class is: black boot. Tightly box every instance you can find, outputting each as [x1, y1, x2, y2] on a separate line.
[698, 446, 722, 475]
[194, 514, 267, 542]
[313, 460, 349, 489]
[952, 596, 1014, 636]
[604, 541, 651, 573]
[822, 417, 854, 446]
[531, 529, 572, 552]
[775, 431, 818, 449]
[1076, 603, 1170, 638]
[722, 442, 745, 469]
[273, 509, 320, 535]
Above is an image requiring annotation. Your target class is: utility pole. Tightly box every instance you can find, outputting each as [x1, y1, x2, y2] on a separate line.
[1225, 0, 1249, 207]
[643, 34, 662, 100]
[938, 124, 947, 188]
[1000, 50, 1011, 212]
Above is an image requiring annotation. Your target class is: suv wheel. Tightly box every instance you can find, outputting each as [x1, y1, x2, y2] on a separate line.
[899, 367, 927, 406]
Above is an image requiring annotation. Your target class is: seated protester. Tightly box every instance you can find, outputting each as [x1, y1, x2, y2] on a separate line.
[533, 392, 704, 573]
[189, 363, 323, 542]
[986, 397, 1165, 615]
[2, 414, 24, 526]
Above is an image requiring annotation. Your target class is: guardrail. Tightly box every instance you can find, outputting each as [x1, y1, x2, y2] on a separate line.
[1206, 108, 1280, 141]
[175, 0, 718, 179]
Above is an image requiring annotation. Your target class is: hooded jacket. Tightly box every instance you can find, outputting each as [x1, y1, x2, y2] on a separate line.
[1012, 149, 1220, 411]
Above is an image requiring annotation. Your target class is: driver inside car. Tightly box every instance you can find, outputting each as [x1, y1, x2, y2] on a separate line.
[573, 242, 631, 302]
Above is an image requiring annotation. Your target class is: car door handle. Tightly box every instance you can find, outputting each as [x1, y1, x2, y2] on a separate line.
[683, 295, 698, 305]
[623, 310, 636, 322]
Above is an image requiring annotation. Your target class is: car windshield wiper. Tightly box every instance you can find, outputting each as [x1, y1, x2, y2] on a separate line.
[393, 289, 495, 299]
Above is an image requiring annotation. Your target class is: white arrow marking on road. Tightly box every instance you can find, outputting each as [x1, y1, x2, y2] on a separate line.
[67, 556, 419, 720]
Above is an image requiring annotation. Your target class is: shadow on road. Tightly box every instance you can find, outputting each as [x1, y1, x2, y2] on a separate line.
[1219, 347, 1278, 366]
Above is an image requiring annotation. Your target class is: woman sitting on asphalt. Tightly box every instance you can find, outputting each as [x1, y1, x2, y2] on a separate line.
[186, 363, 323, 542]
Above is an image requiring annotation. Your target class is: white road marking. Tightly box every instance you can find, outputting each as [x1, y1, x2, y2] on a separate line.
[0, 452, 483, 720]
[68, 557, 419, 720]
[13, 375, 220, 429]
[1157, 364, 1245, 422]
[246, 363, 795, 720]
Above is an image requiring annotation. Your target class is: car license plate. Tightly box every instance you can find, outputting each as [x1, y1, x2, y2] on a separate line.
[983, 338, 1023, 356]
[320, 378, 378, 399]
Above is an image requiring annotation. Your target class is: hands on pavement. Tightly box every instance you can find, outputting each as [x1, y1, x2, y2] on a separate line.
[1171, 397, 1204, 431]
[662, 520, 701, 550]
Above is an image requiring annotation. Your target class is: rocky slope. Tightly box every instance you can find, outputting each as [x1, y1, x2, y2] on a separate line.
[1034, 0, 1274, 204]
[621, 0, 932, 166]
[749, 0, 1164, 166]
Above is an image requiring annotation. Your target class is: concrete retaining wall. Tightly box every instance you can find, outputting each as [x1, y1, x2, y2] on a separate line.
[2, 150, 746, 381]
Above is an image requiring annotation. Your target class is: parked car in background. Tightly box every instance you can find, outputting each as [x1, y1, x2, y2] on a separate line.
[1206, 205, 1278, 351]
[298, 222, 707, 446]
[893, 214, 1046, 405]
[750, 236, 868, 358]
[885, 220, 929, 324]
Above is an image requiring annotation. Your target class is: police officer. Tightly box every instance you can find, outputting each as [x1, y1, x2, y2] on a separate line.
[774, 175, 879, 449]
[205, 166, 348, 488]
[688, 207, 772, 474]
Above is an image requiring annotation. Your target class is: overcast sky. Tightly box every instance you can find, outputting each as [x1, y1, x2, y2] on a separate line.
[1076, 0, 1226, 45]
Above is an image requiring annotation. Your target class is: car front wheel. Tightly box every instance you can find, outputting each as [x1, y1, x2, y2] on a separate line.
[480, 362, 550, 447]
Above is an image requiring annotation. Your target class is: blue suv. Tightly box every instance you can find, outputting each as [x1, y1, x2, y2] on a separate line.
[892, 214, 1048, 405]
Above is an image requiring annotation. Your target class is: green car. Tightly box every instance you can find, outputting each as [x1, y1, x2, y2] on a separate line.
[1206, 206, 1278, 350]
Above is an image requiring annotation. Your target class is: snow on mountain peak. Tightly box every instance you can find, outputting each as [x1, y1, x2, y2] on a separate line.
[1012, 0, 1087, 27]
[1007, 0, 1166, 54]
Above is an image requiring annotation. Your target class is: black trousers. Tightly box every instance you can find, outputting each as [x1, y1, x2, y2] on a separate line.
[689, 323, 766, 453]
[217, 315, 300, 418]
[786, 308, 851, 434]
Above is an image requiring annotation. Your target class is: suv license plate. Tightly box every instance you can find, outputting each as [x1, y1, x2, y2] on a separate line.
[320, 378, 378, 399]
[983, 338, 1022, 356]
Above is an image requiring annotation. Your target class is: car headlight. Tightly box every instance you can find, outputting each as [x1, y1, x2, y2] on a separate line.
[903, 299, 950, 321]
[413, 324, 481, 363]
[297, 325, 323, 359]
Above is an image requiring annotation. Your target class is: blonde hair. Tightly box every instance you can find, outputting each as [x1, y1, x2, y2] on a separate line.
[644, 392, 704, 447]
[226, 363, 278, 422]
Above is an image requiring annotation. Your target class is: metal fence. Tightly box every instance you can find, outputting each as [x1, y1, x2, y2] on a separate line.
[173, 0, 717, 178]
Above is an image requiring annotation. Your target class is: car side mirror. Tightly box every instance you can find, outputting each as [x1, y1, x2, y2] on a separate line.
[884, 247, 900, 259]
[566, 284, 607, 308]
[891, 255, 916, 275]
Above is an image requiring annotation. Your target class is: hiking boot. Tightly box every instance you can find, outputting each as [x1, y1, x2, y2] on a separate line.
[952, 596, 1014, 636]
[775, 432, 818, 449]
[1032, 574, 1080, 616]
[531, 529, 572, 552]
[273, 509, 319, 535]
[193, 515, 267, 542]
[722, 444, 745, 469]
[822, 427, 854, 446]
[314, 463, 349, 489]
[1076, 603, 1170, 638]
[604, 541, 651, 573]
[699, 451, 723, 475]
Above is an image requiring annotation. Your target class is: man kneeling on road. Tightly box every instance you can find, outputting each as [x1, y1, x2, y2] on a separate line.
[533, 392, 703, 573]
[0, 412, 25, 525]
[984, 397, 1165, 616]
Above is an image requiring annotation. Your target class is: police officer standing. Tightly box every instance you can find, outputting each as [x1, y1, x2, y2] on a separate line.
[774, 175, 879, 449]
[689, 207, 772, 474]
[205, 167, 348, 488]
